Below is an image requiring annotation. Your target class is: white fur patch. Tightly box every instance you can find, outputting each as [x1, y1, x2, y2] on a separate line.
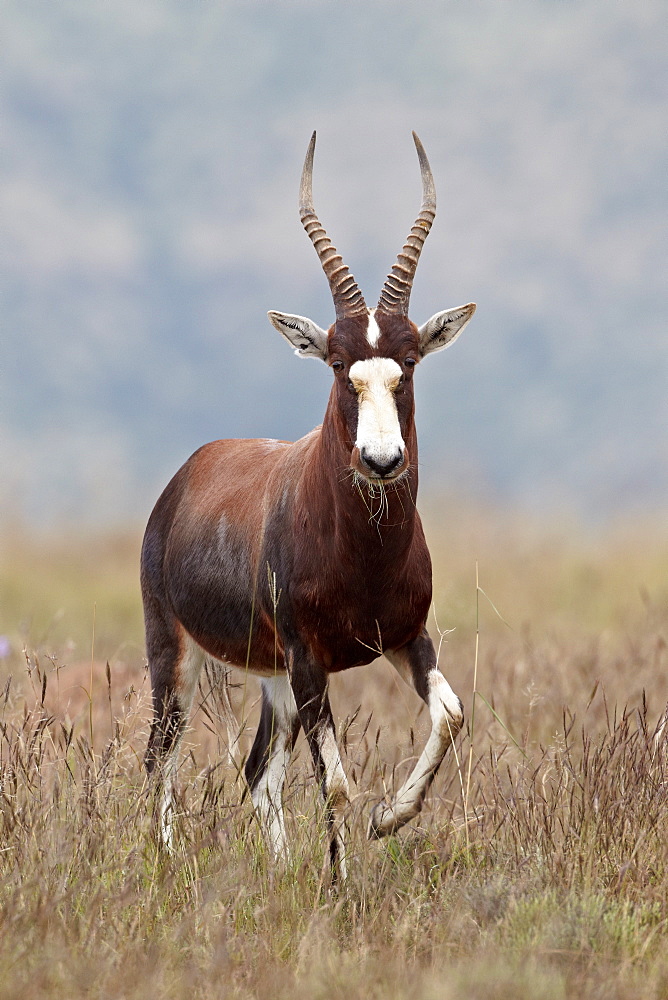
[251, 675, 297, 858]
[366, 309, 381, 347]
[317, 725, 349, 800]
[158, 633, 206, 851]
[369, 660, 463, 837]
[315, 723, 349, 879]
[349, 358, 404, 471]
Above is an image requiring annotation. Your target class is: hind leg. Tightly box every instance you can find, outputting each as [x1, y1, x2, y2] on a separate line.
[245, 674, 300, 857]
[145, 621, 204, 850]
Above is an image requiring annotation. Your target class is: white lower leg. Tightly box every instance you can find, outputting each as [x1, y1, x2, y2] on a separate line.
[156, 634, 204, 851]
[316, 724, 350, 879]
[251, 676, 297, 858]
[160, 752, 178, 851]
[251, 736, 292, 857]
[369, 669, 463, 837]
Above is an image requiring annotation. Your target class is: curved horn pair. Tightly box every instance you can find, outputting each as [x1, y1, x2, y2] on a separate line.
[300, 131, 436, 320]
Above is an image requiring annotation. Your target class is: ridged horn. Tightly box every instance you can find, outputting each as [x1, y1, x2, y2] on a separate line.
[377, 132, 436, 316]
[299, 132, 367, 320]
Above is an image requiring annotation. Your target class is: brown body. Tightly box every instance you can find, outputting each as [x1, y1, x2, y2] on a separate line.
[143, 422, 429, 675]
[142, 133, 476, 878]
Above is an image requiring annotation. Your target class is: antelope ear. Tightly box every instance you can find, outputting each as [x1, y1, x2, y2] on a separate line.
[268, 311, 329, 361]
[417, 303, 476, 357]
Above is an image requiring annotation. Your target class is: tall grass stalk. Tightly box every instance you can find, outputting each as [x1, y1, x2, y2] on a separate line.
[89, 602, 96, 751]
[464, 561, 481, 855]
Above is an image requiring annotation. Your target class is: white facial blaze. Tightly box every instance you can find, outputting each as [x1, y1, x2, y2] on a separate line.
[365, 309, 381, 347]
[349, 358, 404, 471]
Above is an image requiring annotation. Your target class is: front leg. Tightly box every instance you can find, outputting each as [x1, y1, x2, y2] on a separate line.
[245, 674, 300, 858]
[287, 648, 350, 881]
[369, 625, 463, 838]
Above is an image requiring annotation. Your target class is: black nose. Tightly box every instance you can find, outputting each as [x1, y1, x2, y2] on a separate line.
[360, 448, 404, 478]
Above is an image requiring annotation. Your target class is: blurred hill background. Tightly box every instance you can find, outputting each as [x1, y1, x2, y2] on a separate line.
[2, 0, 666, 528]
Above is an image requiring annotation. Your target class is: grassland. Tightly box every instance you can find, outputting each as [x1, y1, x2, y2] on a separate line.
[1, 503, 668, 999]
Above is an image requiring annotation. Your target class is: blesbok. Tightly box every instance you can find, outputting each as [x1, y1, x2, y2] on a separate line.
[142, 132, 475, 877]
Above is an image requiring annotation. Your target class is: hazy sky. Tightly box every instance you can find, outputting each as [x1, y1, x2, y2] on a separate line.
[2, 1, 666, 526]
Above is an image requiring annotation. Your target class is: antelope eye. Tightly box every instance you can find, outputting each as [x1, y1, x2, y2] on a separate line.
[332, 360, 344, 373]
[404, 357, 416, 368]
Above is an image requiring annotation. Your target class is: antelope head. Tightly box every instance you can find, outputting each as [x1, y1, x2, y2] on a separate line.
[269, 132, 476, 482]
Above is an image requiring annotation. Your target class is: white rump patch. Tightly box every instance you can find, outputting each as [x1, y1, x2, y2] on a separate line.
[349, 357, 404, 472]
[366, 309, 381, 347]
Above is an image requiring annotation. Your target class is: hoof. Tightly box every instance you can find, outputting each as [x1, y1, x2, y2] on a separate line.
[368, 800, 396, 839]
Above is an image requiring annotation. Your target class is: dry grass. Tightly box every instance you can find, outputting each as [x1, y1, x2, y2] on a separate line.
[1, 503, 668, 999]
